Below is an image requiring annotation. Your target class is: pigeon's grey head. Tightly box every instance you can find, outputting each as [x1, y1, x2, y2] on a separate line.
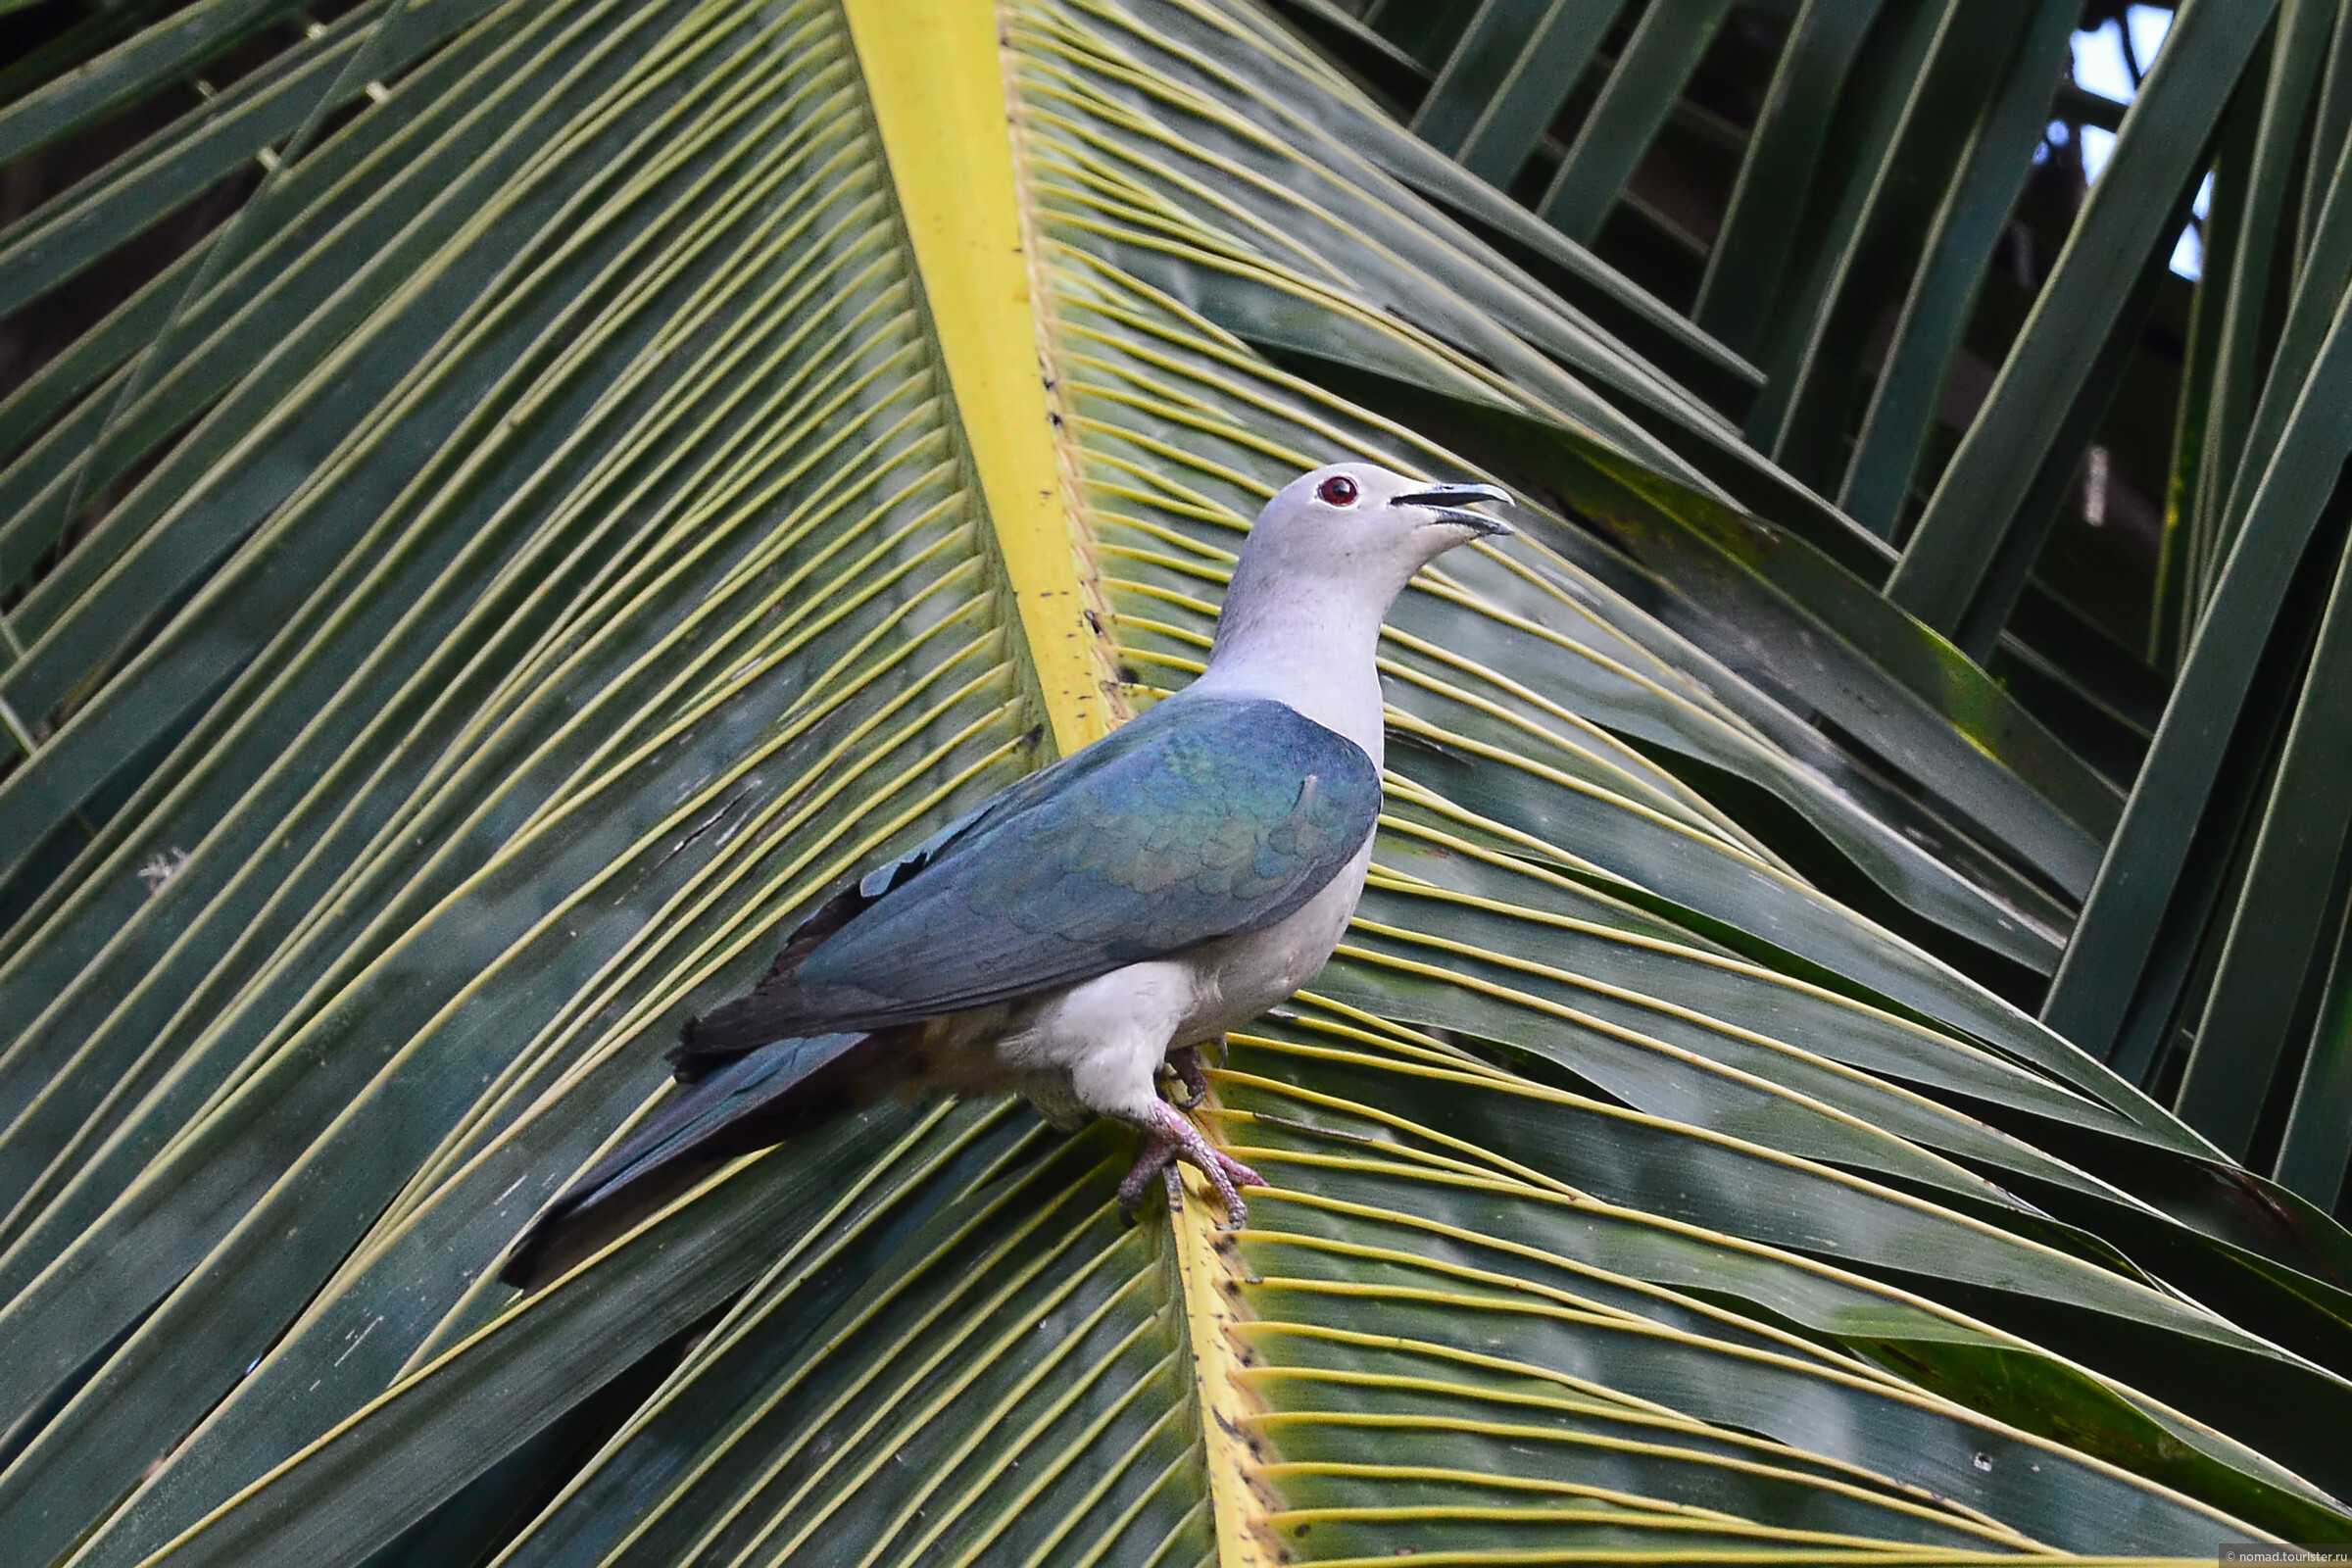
[1243, 463, 1512, 599]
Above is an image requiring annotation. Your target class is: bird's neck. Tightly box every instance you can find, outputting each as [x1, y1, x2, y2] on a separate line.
[1192, 560, 1393, 766]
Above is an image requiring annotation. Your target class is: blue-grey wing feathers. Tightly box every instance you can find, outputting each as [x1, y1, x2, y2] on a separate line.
[678, 697, 1379, 1054]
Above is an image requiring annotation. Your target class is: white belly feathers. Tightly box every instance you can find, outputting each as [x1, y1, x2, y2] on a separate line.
[956, 835, 1376, 1129]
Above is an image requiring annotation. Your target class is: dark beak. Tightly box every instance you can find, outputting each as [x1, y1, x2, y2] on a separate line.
[1393, 481, 1514, 536]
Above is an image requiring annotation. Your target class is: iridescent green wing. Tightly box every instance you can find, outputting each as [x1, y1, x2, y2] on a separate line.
[688, 697, 1380, 1045]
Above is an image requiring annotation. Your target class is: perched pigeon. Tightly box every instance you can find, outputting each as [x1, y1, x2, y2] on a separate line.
[501, 463, 1511, 1287]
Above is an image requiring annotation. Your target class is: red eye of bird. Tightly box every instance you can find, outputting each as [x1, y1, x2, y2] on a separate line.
[1317, 474, 1360, 507]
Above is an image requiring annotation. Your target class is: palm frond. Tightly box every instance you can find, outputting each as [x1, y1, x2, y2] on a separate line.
[0, 0, 2345, 1563]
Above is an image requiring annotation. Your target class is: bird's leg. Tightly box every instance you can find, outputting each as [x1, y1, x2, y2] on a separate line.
[1161, 1042, 1211, 1109]
[1116, 1102, 1264, 1226]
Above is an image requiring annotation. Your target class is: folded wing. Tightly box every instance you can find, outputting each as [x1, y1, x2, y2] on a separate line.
[679, 697, 1381, 1054]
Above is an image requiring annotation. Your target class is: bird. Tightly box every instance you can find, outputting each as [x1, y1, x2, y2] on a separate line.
[499, 463, 1512, 1288]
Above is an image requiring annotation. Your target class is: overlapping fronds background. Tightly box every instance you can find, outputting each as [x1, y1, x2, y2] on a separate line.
[1, 0, 2349, 1561]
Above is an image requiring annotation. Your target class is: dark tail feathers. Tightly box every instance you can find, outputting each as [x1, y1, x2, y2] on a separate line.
[665, 992, 787, 1083]
[499, 1031, 871, 1289]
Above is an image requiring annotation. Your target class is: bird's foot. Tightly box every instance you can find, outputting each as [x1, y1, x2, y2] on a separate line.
[1162, 1043, 1211, 1109]
[1118, 1102, 1263, 1227]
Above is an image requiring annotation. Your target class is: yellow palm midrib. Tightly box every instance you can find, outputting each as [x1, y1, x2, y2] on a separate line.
[842, 2, 1271, 1562]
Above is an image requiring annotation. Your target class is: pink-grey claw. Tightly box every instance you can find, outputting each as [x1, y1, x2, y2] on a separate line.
[1118, 1102, 1264, 1226]
[1163, 1044, 1211, 1109]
